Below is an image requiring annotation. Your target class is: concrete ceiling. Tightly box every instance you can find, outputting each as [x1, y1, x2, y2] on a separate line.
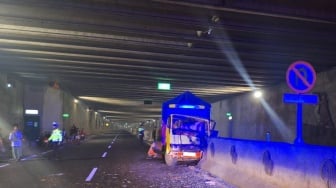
[0, 0, 335, 123]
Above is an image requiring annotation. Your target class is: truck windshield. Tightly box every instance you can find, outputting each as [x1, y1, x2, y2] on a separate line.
[169, 115, 208, 147]
[172, 116, 207, 130]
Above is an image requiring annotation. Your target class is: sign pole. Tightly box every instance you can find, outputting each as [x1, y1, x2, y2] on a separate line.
[285, 60, 317, 145]
[294, 102, 303, 144]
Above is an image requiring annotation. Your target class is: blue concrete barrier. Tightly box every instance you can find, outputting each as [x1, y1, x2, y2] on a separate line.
[200, 137, 336, 188]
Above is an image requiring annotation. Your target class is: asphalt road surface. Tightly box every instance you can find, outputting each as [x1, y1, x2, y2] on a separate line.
[0, 130, 234, 188]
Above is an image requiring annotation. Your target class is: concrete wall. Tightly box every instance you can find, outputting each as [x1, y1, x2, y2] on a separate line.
[204, 67, 336, 187]
[40, 87, 105, 135]
[24, 84, 44, 116]
[42, 87, 63, 132]
[62, 92, 92, 134]
[200, 138, 336, 188]
[212, 67, 336, 145]
[0, 73, 106, 140]
[0, 74, 24, 137]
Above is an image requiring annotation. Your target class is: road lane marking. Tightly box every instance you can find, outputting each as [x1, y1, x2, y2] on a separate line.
[21, 154, 38, 161]
[41, 150, 53, 155]
[0, 163, 9, 168]
[20, 150, 53, 161]
[112, 135, 119, 142]
[111, 134, 119, 144]
[102, 152, 107, 158]
[86, 134, 119, 182]
[48, 173, 64, 176]
[85, 167, 98, 182]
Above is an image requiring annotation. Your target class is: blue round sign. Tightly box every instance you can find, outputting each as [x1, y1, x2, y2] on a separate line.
[286, 60, 316, 94]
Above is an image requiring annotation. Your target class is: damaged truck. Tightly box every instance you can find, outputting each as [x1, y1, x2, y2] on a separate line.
[160, 91, 216, 166]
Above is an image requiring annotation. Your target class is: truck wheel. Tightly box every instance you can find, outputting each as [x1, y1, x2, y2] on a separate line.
[165, 153, 177, 166]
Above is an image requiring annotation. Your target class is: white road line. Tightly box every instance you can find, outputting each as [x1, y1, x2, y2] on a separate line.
[102, 152, 107, 158]
[85, 167, 98, 182]
[0, 163, 9, 168]
[41, 150, 53, 155]
[20, 149, 53, 161]
[112, 135, 119, 142]
[48, 173, 64, 176]
[21, 154, 38, 161]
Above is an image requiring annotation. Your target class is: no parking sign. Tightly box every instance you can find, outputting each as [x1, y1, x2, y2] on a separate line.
[286, 60, 316, 94]
[283, 60, 318, 144]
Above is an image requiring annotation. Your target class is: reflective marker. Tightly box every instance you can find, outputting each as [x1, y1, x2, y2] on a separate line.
[102, 152, 107, 158]
[85, 167, 98, 182]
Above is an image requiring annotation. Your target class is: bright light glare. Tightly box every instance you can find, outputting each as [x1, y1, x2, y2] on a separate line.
[74, 99, 79, 103]
[254, 91, 263, 98]
[179, 105, 195, 109]
[260, 98, 294, 141]
[25, 109, 39, 115]
[213, 27, 255, 90]
[157, 82, 171, 90]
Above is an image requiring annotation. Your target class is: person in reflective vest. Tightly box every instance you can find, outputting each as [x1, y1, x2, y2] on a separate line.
[48, 122, 63, 160]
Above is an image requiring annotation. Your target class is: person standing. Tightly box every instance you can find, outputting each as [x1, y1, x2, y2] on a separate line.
[69, 124, 78, 143]
[9, 124, 23, 161]
[48, 122, 63, 160]
[138, 125, 145, 143]
[61, 128, 67, 144]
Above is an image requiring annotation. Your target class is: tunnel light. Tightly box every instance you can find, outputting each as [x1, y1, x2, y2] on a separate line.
[7, 83, 12, 88]
[74, 99, 79, 103]
[226, 112, 233, 120]
[254, 90, 263, 98]
[25, 109, 39, 115]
